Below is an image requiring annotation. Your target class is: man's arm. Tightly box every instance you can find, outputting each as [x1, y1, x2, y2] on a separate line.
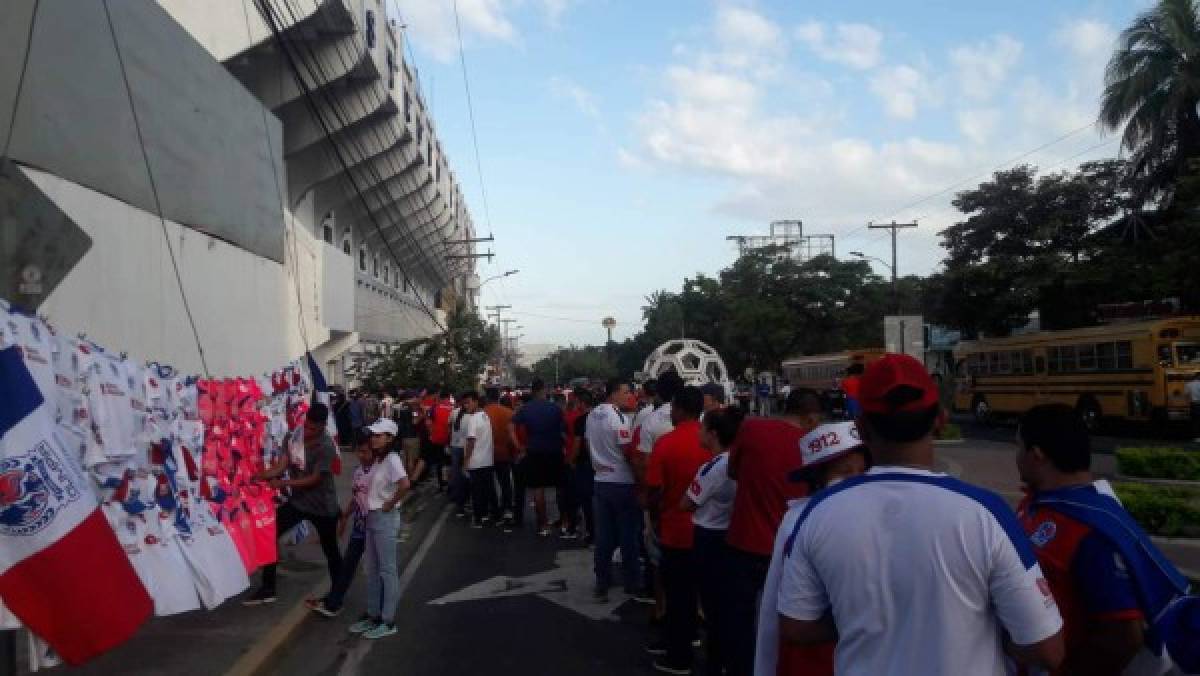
[1005, 632, 1065, 671]
[507, 422, 523, 457]
[256, 454, 289, 481]
[779, 613, 837, 646]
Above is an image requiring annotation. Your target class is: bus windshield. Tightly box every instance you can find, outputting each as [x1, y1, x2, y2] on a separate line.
[1176, 342, 1200, 366]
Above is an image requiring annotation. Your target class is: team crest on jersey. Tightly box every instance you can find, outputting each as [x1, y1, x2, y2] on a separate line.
[0, 441, 83, 537]
[1030, 520, 1057, 547]
[28, 321, 40, 341]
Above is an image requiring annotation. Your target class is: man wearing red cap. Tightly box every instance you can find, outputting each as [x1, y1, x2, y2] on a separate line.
[777, 354, 1065, 676]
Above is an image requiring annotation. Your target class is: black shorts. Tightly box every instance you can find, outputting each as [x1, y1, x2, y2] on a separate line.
[421, 441, 446, 464]
[520, 453, 564, 488]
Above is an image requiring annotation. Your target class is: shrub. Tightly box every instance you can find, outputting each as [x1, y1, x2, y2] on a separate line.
[1117, 447, 1200, 481]
[937, 422, 963, 441]
[1113, 482, 1200, 538]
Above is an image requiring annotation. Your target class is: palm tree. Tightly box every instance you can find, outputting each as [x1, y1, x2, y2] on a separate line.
[1100, 0, 1200, 205]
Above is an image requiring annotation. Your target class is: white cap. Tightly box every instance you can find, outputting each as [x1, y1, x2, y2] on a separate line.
[367, 418, 399, 437]
[799, 422, 865, 467]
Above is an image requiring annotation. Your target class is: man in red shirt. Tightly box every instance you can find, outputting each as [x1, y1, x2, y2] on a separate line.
[724, 388, 823, 676]
[414, 387, 452, 491]
[645, 386, 711, 676]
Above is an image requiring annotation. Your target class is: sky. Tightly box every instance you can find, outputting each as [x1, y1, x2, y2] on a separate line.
[388, 0, 1150, 348]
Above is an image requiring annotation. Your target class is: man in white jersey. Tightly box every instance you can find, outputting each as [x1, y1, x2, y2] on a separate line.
[636, 371, 682, 608]
[586, 378, 640, 601]
[778, 354, 1064, 675]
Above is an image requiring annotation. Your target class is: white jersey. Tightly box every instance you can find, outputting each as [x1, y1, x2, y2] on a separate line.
[778, 466, 1062, 676]
[465, 411, 494, 469]
[175, 506, 250, 608]
[450, 407, 468, 448]
[686, 451, 736, 531]
[756, 497, 807, 676]
[78, 345, 141, 463]
[586, 403, 634, 484]
[637, 403, 673, 454]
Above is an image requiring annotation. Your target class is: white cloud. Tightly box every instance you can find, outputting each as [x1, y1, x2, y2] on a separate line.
[869, 65, 930, 120]
[549, 76, 600, 119]
[394, 0, 575, 61]
[795, 21, 883, 70]
[716, 6, 783, 53]
[540, 0, 571, 27]
[957, 108, 1000, 145]
[1054, 19, 1116, 64]
[949, 34, 1023, 100]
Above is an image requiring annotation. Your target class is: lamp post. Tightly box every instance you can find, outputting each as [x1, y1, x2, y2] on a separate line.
[849, 251, 900, 313]
[479, 269, 519, 288]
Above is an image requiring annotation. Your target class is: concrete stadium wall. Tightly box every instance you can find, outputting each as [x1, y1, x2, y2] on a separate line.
[0, 0, 286, 263]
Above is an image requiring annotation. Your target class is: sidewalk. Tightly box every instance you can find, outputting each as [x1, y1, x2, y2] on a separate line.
[18, 453, 446, 676]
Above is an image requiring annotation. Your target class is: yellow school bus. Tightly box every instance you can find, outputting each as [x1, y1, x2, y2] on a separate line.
[782, 349, 886, 394]
[952, 317, 1200, 428]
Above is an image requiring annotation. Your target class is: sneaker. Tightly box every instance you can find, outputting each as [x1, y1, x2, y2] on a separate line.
[305, 599, 341, 618]
[632, 591, 656, 605]
[454, 510, 467, 518]
[363, 623, 398, 640]
[502, 524, 514, 533]
[645, 641, 668, 656]
[538, 527, 552, 537]
[502, 510, 514, 520]
[691, 638, 703, 648]
[348, 618, 377, 635]
[559, 530, 579, 540]
[471, 521, 484, 529]
[241, 587, 276, 606]
[652, 659, 692, 675]
[481, 516, 493, 524]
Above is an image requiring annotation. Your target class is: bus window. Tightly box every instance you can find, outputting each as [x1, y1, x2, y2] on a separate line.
[1177, 342, 1200, 365]
[1117, 341, 1133, 369]
[1158, 345, 1174, 367]
[1035, 356, 1046, 374]
[1078, 344, 1097, 371]
[1097, 342, 1116, 370]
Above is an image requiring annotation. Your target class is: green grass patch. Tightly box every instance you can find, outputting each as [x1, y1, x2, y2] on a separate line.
[1116, 447, 1200, 481]
[1113, 482, 1200, 538]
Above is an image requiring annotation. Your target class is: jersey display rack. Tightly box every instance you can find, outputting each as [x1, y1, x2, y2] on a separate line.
[0, 296, 325, 669]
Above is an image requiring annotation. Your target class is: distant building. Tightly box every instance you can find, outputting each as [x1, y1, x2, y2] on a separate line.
[728, 220, 835, 263]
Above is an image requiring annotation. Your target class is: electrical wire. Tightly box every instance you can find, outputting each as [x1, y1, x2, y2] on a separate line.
[451, 0, 495, 236]
[256, 0, 449, 332]
[1, 0, 39, 158]
[102, 0, 210, 377]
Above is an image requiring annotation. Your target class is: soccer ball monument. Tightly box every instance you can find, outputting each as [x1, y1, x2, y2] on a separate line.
[642, 339, 734, 391]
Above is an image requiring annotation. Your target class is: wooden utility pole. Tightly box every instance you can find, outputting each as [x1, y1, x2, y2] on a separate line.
[868, 221, 917, 313]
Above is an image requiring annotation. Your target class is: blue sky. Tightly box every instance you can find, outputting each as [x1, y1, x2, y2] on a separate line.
[390, 0, 1148, 349]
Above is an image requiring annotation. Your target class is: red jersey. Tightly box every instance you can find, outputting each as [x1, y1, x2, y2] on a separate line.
[429, 400, 453, 445]
[645, 421, 710, 549]
[1018, 491, 1142, 673]
[726, 418, 808, 556]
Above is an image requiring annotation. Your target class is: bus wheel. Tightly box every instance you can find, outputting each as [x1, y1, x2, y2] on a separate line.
[972, 396, 992, 425]
[1077, 397, 1102, 433]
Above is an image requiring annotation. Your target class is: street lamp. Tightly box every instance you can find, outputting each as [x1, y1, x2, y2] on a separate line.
[479, 269, 519, 288]
[849, 251, 899, 313]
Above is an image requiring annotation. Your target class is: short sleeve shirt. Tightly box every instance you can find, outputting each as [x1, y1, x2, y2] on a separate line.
[645, 421, 710, 549]
[587, 403, 634, 484]
[726, 418, 808, 556]
[287, 434, 339, 517]
[366, 453, 408, 511]
[778, 467, 1063, 676]
[512, 399, 565, 455]
[686, 452, 737, 531]
[484, 404, 514, 463]
[637, 404, 673, 455]
[465, 411, 494, 469]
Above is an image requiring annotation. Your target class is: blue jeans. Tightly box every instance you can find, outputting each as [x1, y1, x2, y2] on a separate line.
[364, 510, 401, 624]
[592, 482, 642, 593]
[449, 446, 468, 509]
[322, 533, 366, 612]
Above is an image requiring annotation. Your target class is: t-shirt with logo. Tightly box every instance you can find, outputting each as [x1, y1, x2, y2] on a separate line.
[686, 451, 737, 531]
[645, 421, 710, 549]
[1018, 480, 1169, 676]
[429, 400, 453, 445]
[587, 403, 634, 484]
[778, 466, 1063, 676]
[349, 462, 371, 536]
[366, 453, 408, 511]
[512, 399, 565, 455]
[726, 418, 808, 557]
[465, 411, 494, 470]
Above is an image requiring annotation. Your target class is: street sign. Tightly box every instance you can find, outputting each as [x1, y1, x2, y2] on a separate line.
[0, 159, 92, 310]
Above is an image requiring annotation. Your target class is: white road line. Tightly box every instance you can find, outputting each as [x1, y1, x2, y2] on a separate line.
[337, 505, 453, 676]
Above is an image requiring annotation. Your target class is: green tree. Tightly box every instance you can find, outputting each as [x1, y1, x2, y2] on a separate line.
[1100, 0, 1200, 204]
[364, 301, 499, 392]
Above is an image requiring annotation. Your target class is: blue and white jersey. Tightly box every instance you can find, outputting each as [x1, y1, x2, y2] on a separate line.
[778, 466, 1063, 676]
[686, 451, 736, 531]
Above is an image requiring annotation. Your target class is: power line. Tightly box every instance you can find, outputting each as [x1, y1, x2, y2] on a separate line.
[1, 0, 38, 158]
[451, 0, 495, 238]
[103, 0, 210, 377]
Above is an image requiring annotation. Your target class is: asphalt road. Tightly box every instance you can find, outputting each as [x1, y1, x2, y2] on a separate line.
[268, 498, 664, 676]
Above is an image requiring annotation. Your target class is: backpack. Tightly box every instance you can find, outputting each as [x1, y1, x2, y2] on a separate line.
[1035, 490, 1199, 674]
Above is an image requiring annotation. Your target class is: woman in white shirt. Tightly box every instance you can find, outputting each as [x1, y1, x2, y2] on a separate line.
[347, 418, 410, 640]
[449, 399, 470, 517]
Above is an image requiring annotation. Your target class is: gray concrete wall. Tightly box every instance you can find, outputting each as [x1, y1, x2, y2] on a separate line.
[0, 0, 286, 262]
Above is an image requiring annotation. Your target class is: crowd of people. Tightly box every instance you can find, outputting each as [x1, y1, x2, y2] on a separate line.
[240, 357, 1193, 673]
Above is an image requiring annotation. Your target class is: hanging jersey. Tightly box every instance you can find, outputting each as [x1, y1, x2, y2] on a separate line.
[1, 312, 56, 409]
[80, 346, 141, 462]
[687, 452, 737, 531]
[143, 507, 202, 616]
[176, 506, 249, 609]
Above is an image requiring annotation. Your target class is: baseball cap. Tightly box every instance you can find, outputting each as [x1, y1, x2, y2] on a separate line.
[368, 418, 399, 436]
[859, 353, 940, 415]
[699, 382, 726, 403]
[799, 422, 866, 467]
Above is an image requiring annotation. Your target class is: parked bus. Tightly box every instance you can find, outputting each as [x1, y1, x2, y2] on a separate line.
[782, 349, 886, 395]
[953, 317, 1200, 428]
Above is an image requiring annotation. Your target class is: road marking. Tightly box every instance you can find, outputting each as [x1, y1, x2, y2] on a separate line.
[428, 548, 631, 621]
[337, 505, 453, 676]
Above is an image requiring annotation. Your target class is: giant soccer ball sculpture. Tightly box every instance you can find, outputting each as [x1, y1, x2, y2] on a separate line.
[642, 340, 732, 390]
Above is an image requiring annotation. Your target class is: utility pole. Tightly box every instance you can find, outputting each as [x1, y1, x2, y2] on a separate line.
[868, 221, 917, 313]
[501, 319, 518, 384]
[485, 305, 510, 383]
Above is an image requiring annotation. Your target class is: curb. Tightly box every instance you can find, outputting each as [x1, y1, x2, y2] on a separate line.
[224, 499, 443, 676]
